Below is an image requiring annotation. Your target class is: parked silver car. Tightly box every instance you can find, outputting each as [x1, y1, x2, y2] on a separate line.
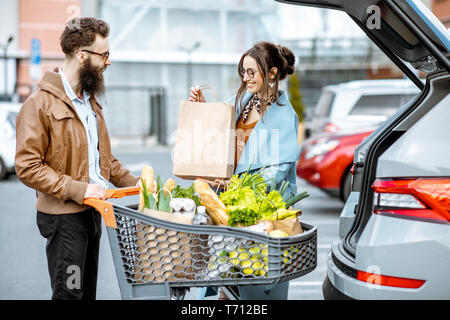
[307, 79, 419, 138]
[278, 0, 450, 299]
[0, 102, 21, 180]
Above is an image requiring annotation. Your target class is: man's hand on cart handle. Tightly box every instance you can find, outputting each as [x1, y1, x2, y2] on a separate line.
[82, 185, 139, 230]
[84, 184, 106, 200]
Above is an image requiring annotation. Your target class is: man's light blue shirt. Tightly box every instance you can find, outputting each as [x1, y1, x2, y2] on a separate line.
[59, 68, 109, 189]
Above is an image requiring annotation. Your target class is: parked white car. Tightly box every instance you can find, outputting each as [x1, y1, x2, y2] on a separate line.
[307, 79, 420, 138]
[0, 102, 21, 180]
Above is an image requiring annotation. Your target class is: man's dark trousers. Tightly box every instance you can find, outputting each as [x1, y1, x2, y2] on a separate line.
[36, 208, 102, 300]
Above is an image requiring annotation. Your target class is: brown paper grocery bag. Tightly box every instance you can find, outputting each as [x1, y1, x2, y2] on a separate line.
[132, 209, 195, 283]
[141, 209, 193, 225]
[273, 218, 303, 236]
[173, 85, 236, 180]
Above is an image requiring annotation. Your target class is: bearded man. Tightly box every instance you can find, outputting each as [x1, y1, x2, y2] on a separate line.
[15, 17, 139, 300]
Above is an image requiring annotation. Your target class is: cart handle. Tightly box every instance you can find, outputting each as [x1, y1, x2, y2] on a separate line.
[83, 186, 140, 229]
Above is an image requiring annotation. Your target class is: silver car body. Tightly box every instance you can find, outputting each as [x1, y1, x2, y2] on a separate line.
[309, 79, 420, 138]
[0, 102, 21, 175]
[277, 0, 450, 299]
[330, 86, 450, 299]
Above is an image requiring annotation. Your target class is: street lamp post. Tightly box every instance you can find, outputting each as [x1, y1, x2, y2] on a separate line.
[1, 36, 14, 102]
[178, 41, 202, 97]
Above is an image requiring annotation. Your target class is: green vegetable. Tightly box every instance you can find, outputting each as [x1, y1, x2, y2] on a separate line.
[220, 169, 309, 226]
[227, 168, 267, 198]
[279, 180, 290, 198]
[228, 207, 261, 227]
[220, 186, 259, 211]
[140, 178, 150, 209]
[285, 191, 309, 208]
[157, 188, 172, 213]
[172, 184, 201, 207]
[140, 178, 157, 210]
[259, 190, 286, 220]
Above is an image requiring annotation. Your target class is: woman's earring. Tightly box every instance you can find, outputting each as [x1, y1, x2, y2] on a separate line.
[269, 81, 275, 88]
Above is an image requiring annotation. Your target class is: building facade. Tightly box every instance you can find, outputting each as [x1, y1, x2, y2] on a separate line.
[1, 0, 445, 142]
[432, 0, 450, 27]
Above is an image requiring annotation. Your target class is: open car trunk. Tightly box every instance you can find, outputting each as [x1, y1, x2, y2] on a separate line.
[276, 0, 450, 257]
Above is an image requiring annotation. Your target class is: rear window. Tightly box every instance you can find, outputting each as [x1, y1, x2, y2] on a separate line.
[349, 94, 416, 116]
[314, 91, 335, 117]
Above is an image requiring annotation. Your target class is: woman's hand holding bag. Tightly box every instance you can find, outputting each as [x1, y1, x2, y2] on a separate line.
[189, 85, 206, 102]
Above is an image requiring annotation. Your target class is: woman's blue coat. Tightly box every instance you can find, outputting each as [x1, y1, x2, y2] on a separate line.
[228, 90, 300, 198]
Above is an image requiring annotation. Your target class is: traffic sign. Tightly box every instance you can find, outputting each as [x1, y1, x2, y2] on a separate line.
[30, 38, 41, 80]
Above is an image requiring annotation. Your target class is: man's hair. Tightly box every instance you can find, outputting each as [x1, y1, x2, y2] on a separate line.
[60, 17, 110, 56]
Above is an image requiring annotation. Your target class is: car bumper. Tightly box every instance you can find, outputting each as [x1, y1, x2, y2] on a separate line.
[325, 214, 450, 299]
[322, 274, 354, 300]
[324, 244, 428, 300]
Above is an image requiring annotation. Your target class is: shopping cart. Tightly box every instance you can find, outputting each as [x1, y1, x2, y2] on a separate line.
[84, 186, 317, 300]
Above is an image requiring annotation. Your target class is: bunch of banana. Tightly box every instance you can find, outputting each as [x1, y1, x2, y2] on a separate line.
[266, 208, 301, 221]
[268, 230, 289, 237]
[224, 244, 269, 277]
[213, 241, 300, 278]
[282, 246, 300, 264]
[266, 230, 300, 265]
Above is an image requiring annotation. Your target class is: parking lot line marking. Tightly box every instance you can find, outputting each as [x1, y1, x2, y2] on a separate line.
[303, 219, 339, 225]
[290, 281, 323, 287]
[125, 162, 153, 172]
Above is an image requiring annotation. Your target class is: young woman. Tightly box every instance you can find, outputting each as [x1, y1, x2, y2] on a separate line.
[190, 41, 299, 200]
[190, 41, 300, 300]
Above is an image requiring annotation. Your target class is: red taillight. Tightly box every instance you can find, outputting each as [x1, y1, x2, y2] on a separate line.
[323, 122, 339, 133]
[372, 178, 450, 224]
[350, 164, 355, 175]
[357, 270, 425, 289]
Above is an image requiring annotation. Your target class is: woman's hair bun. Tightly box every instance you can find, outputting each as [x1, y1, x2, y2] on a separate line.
[278, 45, 296, 79]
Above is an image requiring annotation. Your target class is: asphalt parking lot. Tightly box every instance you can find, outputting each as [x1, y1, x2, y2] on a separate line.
[0, 146, 343, 300]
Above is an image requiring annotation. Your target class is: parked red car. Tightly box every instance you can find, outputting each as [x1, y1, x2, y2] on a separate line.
[297, 130, 373, 201]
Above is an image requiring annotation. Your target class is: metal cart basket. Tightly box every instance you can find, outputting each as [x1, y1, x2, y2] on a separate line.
[84, 187, 317, 300]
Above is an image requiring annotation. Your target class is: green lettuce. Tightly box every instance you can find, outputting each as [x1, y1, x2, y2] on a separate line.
[220, 186, 259, 212]
[228, 207, 261, 227]
[259, 190, 286, 219]
[172, 184, 201, 207]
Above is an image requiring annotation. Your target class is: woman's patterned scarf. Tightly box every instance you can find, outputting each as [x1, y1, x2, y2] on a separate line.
[241, 94, 261, 122]
[241, 92, 279, 122]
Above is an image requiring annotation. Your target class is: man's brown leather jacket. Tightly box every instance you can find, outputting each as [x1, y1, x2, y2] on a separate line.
[15, 68, 139, 214]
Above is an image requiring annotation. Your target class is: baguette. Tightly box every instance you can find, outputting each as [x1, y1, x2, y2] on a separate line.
[193, 179, 229, 226]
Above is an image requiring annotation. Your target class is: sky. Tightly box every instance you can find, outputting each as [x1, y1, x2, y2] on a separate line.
[278, 4, 367, 40]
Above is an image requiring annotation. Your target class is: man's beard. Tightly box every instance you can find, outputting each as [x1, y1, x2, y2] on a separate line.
[79, 58, 105, 97]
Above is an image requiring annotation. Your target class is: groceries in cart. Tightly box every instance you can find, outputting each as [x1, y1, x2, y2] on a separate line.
[136, 164, 309, 237]
[194, 167, 309, 236]
[193, 167, 309, 280]
[130, 164, 311, 282]
[137, 165, 201, 221]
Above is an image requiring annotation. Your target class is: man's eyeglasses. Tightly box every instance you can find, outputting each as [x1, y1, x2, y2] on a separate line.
[239, 67, 257, 79]
[80, 49, 110, 61]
